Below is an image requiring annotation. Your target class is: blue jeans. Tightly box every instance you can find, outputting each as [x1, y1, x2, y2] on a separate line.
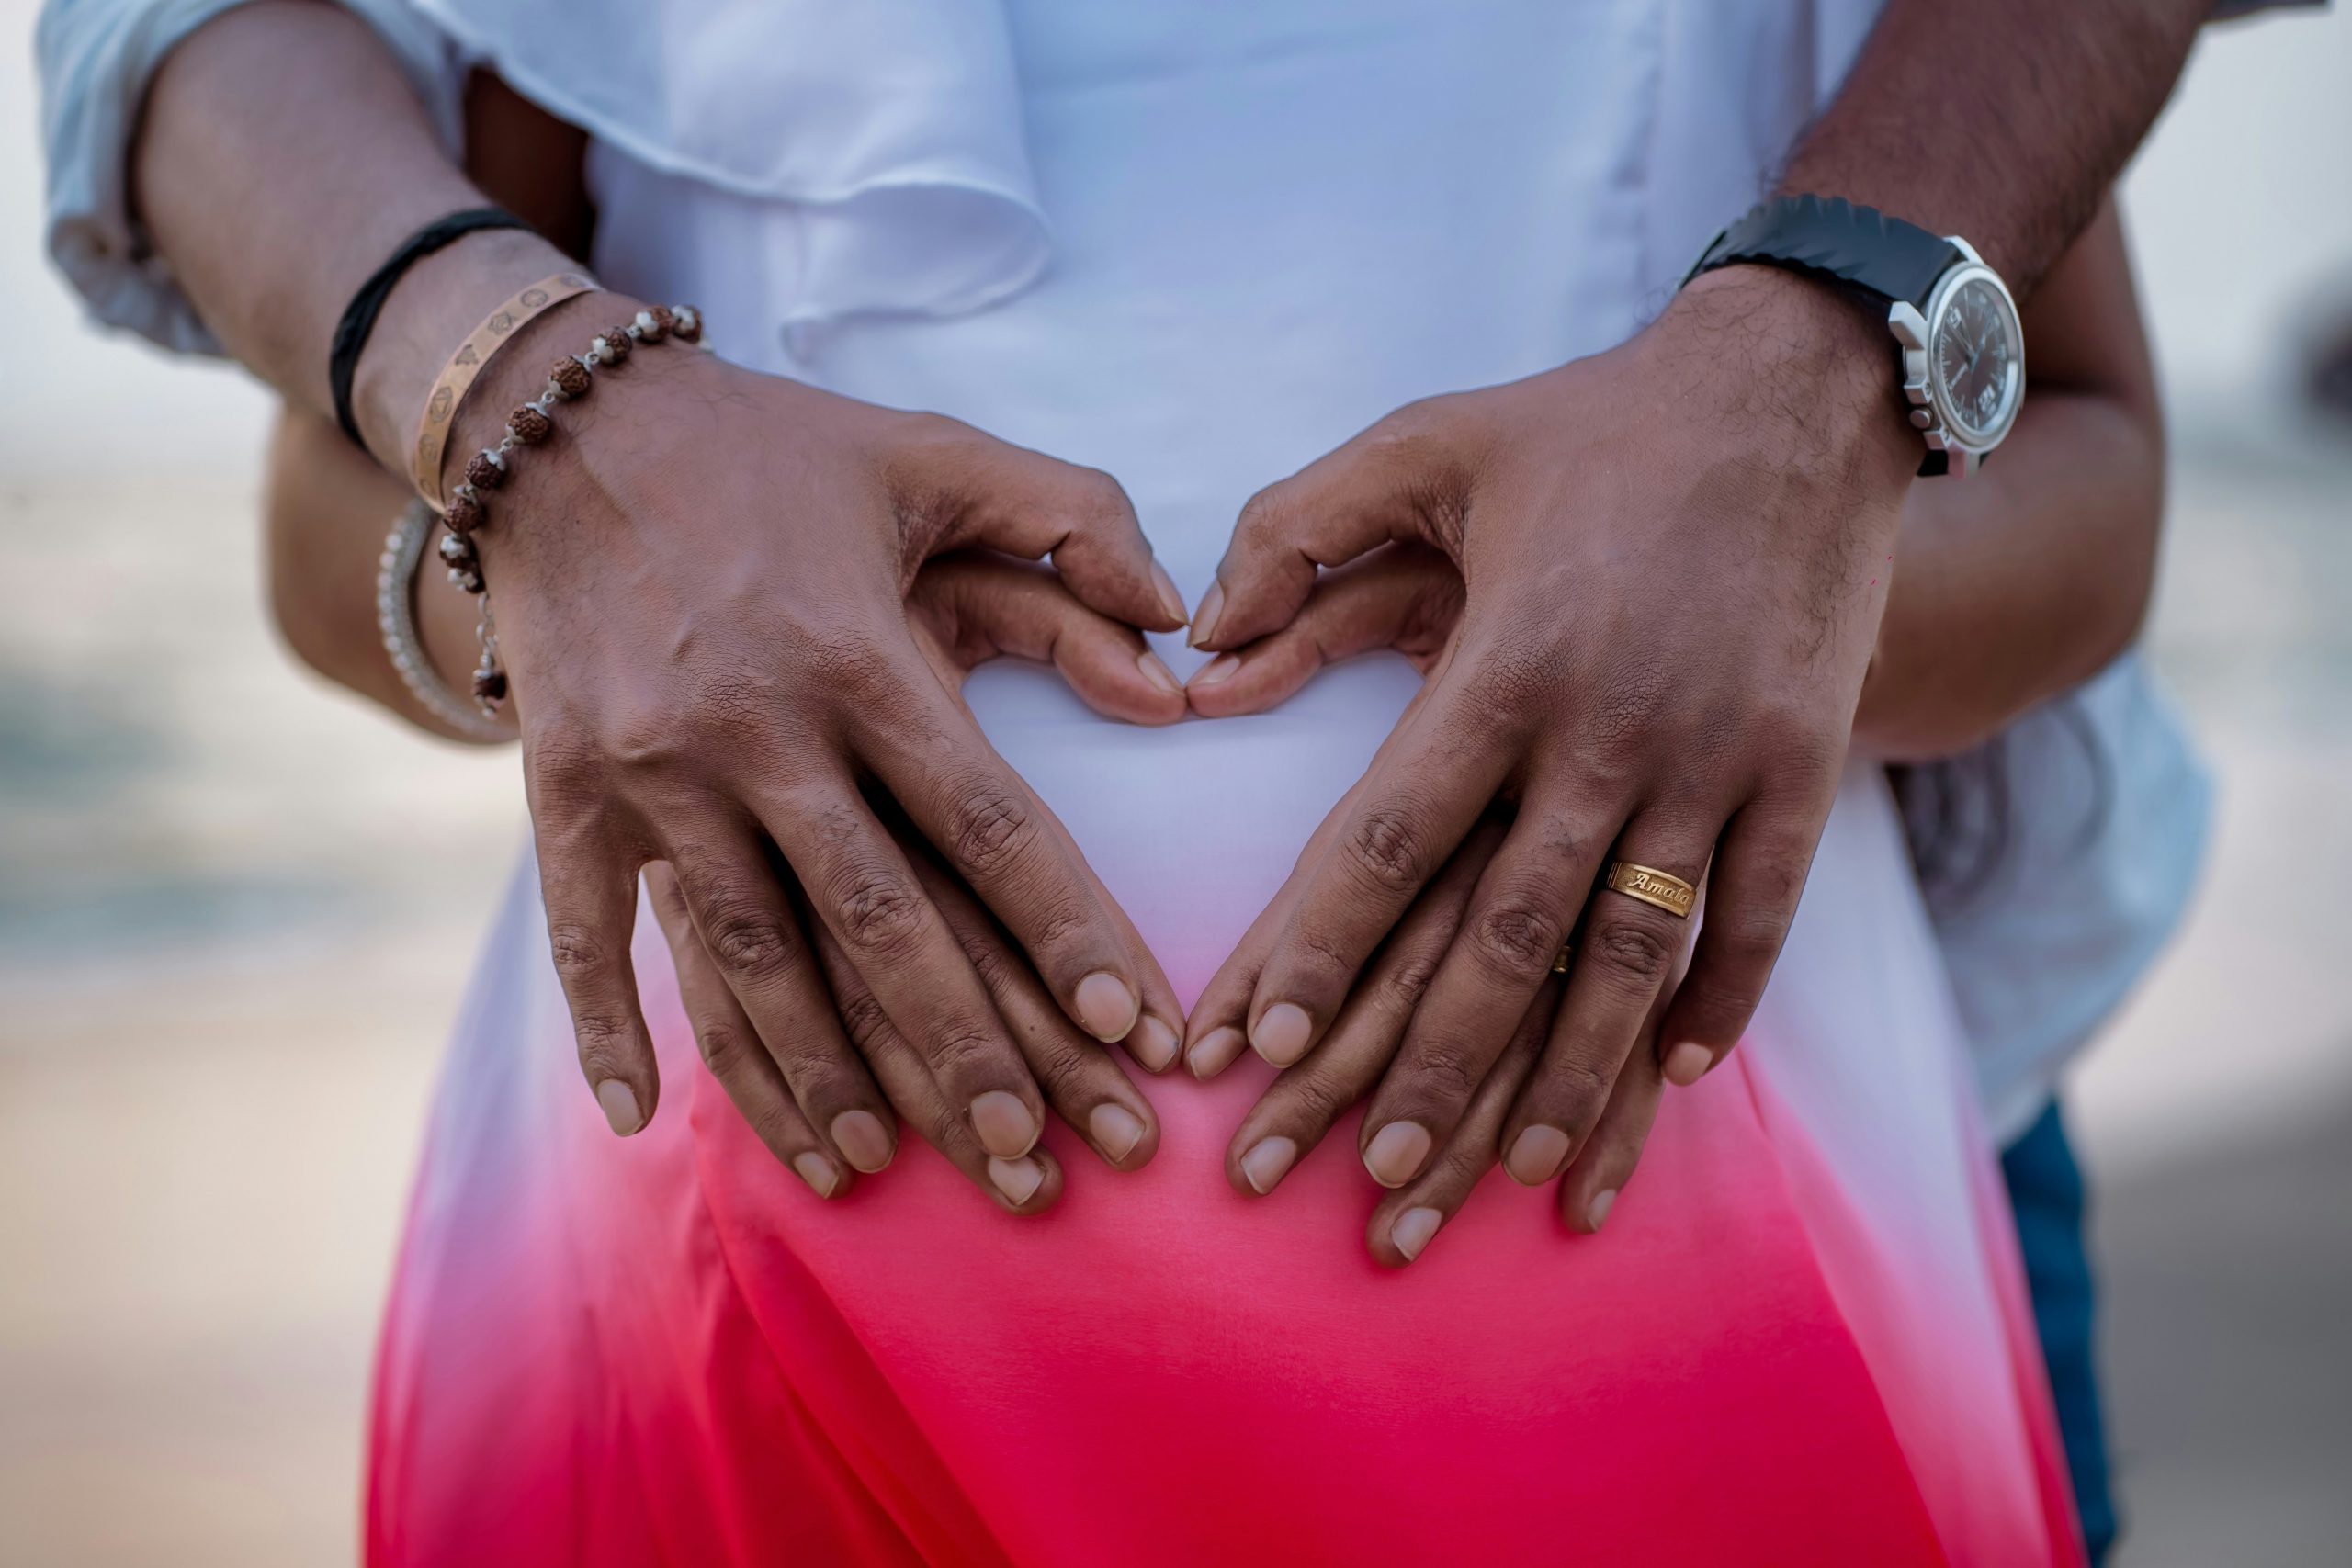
[2000, 1100, 2117, 1566]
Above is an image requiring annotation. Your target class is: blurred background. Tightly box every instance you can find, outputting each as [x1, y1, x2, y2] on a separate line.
[4, 4, 2349, 1563]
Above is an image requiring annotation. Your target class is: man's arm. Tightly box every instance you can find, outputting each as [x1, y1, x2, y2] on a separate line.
[1858, 199, 2165, 760]
[1779, 0, 2206, 295]
[1184, 2, 2218, 1213]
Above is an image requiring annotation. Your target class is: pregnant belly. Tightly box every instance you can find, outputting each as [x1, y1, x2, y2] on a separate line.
[961, 650, 1419, 998]
[372, 661, 1974, 1566]
[619, 655, 1951, 1562]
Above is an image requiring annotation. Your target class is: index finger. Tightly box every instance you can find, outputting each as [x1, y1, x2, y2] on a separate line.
[1239, 678, 1514, 1067]
[854, 674, 1185, 1072]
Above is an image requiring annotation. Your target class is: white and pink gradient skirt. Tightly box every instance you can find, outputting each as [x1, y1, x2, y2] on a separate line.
[365, 669, 2081, 1566]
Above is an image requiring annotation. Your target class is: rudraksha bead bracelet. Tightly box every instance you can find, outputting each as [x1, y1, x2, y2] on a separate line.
[414, 292, 705, 714]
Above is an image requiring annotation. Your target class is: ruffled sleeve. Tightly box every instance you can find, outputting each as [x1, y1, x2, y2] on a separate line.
[411, 0, 1049, 336]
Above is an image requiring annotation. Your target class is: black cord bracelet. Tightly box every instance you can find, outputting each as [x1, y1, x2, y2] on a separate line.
[328, 207, 535, 449]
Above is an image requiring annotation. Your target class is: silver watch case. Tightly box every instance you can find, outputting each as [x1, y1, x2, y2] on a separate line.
[1887, 239, 2024, 478]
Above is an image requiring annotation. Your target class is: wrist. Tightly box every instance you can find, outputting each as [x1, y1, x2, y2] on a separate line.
[1657, 265, 1920, 504]
[443, 288, 715, 594]
[349, 227, 583, 471]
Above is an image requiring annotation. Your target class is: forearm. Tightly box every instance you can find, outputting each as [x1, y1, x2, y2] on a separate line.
[1857, 393, 2161, 761]
[132, 1, 578, 465]
[266, 405, 507, 742]
[1779, 0, 2205, 294]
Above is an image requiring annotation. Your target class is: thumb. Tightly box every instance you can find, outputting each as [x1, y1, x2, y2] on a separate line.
[1186, 544, 1464, 717]
[918, 423, 1187, 635]
[1195, 400, 1473, 653]
[911, 553, 1188, 727]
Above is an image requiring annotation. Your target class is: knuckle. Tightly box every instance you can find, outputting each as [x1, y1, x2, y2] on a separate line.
[1025, 1031, 1096, 1091]
[954, 928, 1017, 993]
[1589, 916, 1677, 986]
[1362, 401, 1457, 478]
[1402, 1039, 1485, 1105]
[900, 409, 974, 451]
[681, 671, 789, 747]
[699, 902, 797, 979]
[1345, 804, 1430, 893]
[831, 865, 928, 958]
[526, 739, 605, 807]
[835, 991, 892, 1051]
[1468, 894, 1562, 977]
[789, 625, 901, 705]
[1377, 945, 1444, 1014]
[547, 922, 612, 978]
[1680, 982, 1763, 1035]
[944, 783, 1037, 878]
[1024, 902, 1088, 958]
[1060, 465, 1135, 527]
[1233, 485, 1295, 546]
[604, 705, 688, 773]
[694, 1018, 747, 1073]
[1275, 1069, 1352, 1132]
[570, 1014, 638, 1080]
[923, 1024, 1001, 1081]
[1711, 908, 1789, 974]
[1293, 925, 1359, 988]
[1542, 1053, 1616, 1129]
[1452, 649, 1557, 746]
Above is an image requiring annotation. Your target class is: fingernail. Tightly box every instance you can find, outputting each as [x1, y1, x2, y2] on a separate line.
[1150, 560, 1188, 624]
[1506, 1124, 1571, 1186]
[1391, 1206, 1442, 1262]
[1664, 1043, 1713, 1087]
[1188, 1024, 1247, 1078]
[1187, 653, 1241, 690]
[1363, 1122, 1432, 1188]
[988, 1155, 1045, 1205]
[830, 1110, 895, 1173]
[1129, 1015, 1180, 1072]
[1188, 581, 1227, 649]
[1240, 1135, 1298, 1194]
[793, 1152, 841, 1198]
[969, 1089, 1039, 1158]
[1075, 971, 1141, 1043]
[1587, 1188, 1618, 1232]
[1090, 1102, 1147, 1163]
[1136, 649, 1182, 694]
[1250, 1001, 1313, 1066]
[594, 1079, 643, 1136]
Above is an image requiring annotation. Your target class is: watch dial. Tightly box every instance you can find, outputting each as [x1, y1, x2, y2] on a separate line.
[1931, 275, 2020, 444]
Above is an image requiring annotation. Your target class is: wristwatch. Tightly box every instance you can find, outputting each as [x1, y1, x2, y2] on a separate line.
[1684, 195, 2024, 477]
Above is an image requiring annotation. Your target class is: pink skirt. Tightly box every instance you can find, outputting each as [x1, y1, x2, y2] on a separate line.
[366, 826, 2080, 1567]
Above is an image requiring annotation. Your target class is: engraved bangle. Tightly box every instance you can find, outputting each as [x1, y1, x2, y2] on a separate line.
[376, 499, 511, 742]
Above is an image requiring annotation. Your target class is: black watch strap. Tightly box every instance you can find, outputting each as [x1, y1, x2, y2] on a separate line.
[1685, 195, 1960, 311]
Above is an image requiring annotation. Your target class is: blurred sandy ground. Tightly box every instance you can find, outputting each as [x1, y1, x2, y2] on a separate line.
[3, 4, 2349, 1564]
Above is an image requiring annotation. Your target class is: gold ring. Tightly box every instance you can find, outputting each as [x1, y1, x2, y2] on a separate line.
[1549, 941, 1573, 975]
[1603, 862, 1697, 919]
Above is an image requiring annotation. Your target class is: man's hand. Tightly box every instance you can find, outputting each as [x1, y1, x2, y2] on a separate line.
[1182, 268, 1917, 1195]
[469, 316, 1191, 1173]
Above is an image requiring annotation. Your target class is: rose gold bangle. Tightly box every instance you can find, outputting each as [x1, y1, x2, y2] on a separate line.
[409, 271, 597, 508]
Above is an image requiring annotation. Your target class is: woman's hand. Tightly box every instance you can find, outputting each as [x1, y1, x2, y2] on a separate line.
[462, 312, 1191, 1173]
[1184, 552, 1682, 1260]
[1182, 272, 1915, 1200]
[645, 547, 1181, 1208]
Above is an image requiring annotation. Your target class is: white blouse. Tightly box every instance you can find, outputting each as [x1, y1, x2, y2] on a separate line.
[38, 0, 2223, 1140]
